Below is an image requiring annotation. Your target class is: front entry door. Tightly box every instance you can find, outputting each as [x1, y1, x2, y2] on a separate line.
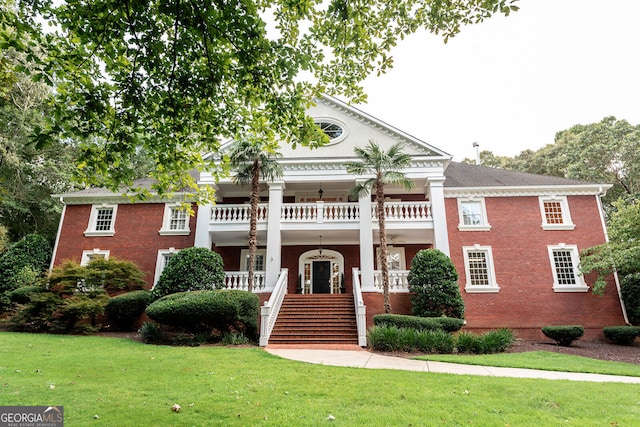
[312, 261, 331, 294]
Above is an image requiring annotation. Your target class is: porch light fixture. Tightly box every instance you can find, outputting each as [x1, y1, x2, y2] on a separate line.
[318, 235, 323, 255]
[318, 188, 324, 199]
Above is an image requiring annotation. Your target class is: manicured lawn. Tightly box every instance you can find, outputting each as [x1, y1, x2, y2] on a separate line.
[414, 351, 640, 377]
[1, 333, 639, 426]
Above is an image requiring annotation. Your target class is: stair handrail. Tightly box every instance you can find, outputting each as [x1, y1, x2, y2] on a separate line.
[259, 268, 288, 346]
[352, 268, 367, 347]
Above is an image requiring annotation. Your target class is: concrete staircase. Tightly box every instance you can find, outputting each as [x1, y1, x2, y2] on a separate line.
[268, 294, 358, 345]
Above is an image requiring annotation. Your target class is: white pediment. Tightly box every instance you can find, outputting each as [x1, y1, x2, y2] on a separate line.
[277, 95, 450, 160]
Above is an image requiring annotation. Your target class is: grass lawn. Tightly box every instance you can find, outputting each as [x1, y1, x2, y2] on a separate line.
[413, 351, 640, 378]
[1, 333, 639, 426]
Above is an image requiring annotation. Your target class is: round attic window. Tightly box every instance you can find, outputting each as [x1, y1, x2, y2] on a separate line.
[318, 122, 343, 139]
[315, 119, 347, 144]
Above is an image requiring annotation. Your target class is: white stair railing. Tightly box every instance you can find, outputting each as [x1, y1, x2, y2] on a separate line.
[259, 269, 288, 346]
[352, 268, 368, 347]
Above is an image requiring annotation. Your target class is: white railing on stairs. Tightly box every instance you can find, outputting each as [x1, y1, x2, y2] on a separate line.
[259, 269, 288, 347]
[352, 268, 368, 347]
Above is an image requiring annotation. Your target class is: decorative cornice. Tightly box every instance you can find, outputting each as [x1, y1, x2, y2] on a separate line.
[52, 193, 196, 205]
[444, 185, 607, 198]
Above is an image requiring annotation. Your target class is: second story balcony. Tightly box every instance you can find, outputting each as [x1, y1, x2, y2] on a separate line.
[209, 200, 433, 232]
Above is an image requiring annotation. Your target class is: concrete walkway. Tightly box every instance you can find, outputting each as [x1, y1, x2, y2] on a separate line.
[266, 348, 640, 384]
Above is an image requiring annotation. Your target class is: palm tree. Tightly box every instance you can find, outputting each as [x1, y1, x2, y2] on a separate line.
[346, 141, 414, 313]
[229, 138, 283, 292]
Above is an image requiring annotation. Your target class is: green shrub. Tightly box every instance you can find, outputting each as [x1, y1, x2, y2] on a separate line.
[151, 247, 225, 299]
[7, 285, 44, 305]
[373, 314, 464, 332]
[105, 290, 153, 331]
[367, 325, 456, 354]
[408, 249, 465, 319]
[478, 328, 515, 353]
[621, 273, 640, 325]
[0, 234, 50, 294]
[146, 290, 259, 338]
[84, 258, 146, 295]
[432, 329, 455, 354]
[542, 325, 584, 346]
[368, 325, 402, 351]
[221, 332, 250, 346]
[603, 326, 640, 345]
[139, 321, 166, 344]
[456, 331, 483, 354]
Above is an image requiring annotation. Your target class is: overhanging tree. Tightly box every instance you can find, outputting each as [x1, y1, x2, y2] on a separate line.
[346, 141, 414, 313]
[229, 137, 283, 292]
[1, 0, 518, 201]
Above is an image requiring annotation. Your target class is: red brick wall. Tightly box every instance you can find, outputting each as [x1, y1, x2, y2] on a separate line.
[445, 194, 626, 338]
[53, 203, 196, 288]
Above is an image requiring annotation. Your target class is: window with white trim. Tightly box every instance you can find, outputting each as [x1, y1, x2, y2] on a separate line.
[159, 203, 190, 235]
[376, 246, 406, 270]
[539, 196, 575, 230]
[547, 244, 588, 292]
[84, 204, 117, 236]
[154, 248, 179, 285]
[240, 249, 266, 271]
[457, 198, 491, 231]
[462, 245, 499, 292]
[81, 249, 110, 266]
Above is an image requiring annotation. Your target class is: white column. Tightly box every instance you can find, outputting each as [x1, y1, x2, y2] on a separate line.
[265, 181, 285, 289]
[427, 176, 450, 256]
[194, 203, 213, 249]
[357, 181, 376, 292]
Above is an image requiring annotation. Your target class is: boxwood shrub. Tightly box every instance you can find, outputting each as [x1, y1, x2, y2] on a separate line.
[105, 290, 153, 331]
[146, 290, 259, 338]
[542, 325, 584, 346]
[602, 326, 640, 345]
[373, 314, 464, 333]
[621, 273, 640, 325]
[151, 247, 225, 299]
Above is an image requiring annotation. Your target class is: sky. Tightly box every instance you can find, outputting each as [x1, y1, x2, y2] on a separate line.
[357, 0, 640, 161]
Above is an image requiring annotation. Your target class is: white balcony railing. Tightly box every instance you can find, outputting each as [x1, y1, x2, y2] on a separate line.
[372, 270, 410, 292]
[224, 271, 267, 291]
[211, 204, 268, 223]
[211, 201, 431, 225]
[373, 202, 431, 221]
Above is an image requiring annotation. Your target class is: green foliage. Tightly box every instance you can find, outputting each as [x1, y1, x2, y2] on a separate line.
[3, 0, 518, 206]
[408, 249, 465, 319]
[373, 314, 464, 333]
[139, 321, 166, 344]
[7, 285, 43, 305]
[105, 290, 153, 332]
[602, 326, 640, 345]
[151, 247, 225, 299]
[83, 258, 146, 295]
[580, 199, 640, 294]
[220, 332, 251, 346]
[367, 325, 456, 354]
[541, 325, 584, 346]
[0, 233, 50, 294]
[621, 273, 640, 325]
[146, 290, 259, 338]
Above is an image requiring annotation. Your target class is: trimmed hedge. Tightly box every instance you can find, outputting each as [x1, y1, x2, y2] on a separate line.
[373, 314, 464, 333]
[542, 325, 584, 346]
[603, 326, 640, 345]
[105, 290, 153, 331]
[151, 247, 225, 299]
[408, 249, 465, 319]
[146, 290, 259, 338]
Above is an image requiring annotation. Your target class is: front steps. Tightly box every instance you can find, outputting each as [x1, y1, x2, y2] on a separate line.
[268, 294, 359, 345]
